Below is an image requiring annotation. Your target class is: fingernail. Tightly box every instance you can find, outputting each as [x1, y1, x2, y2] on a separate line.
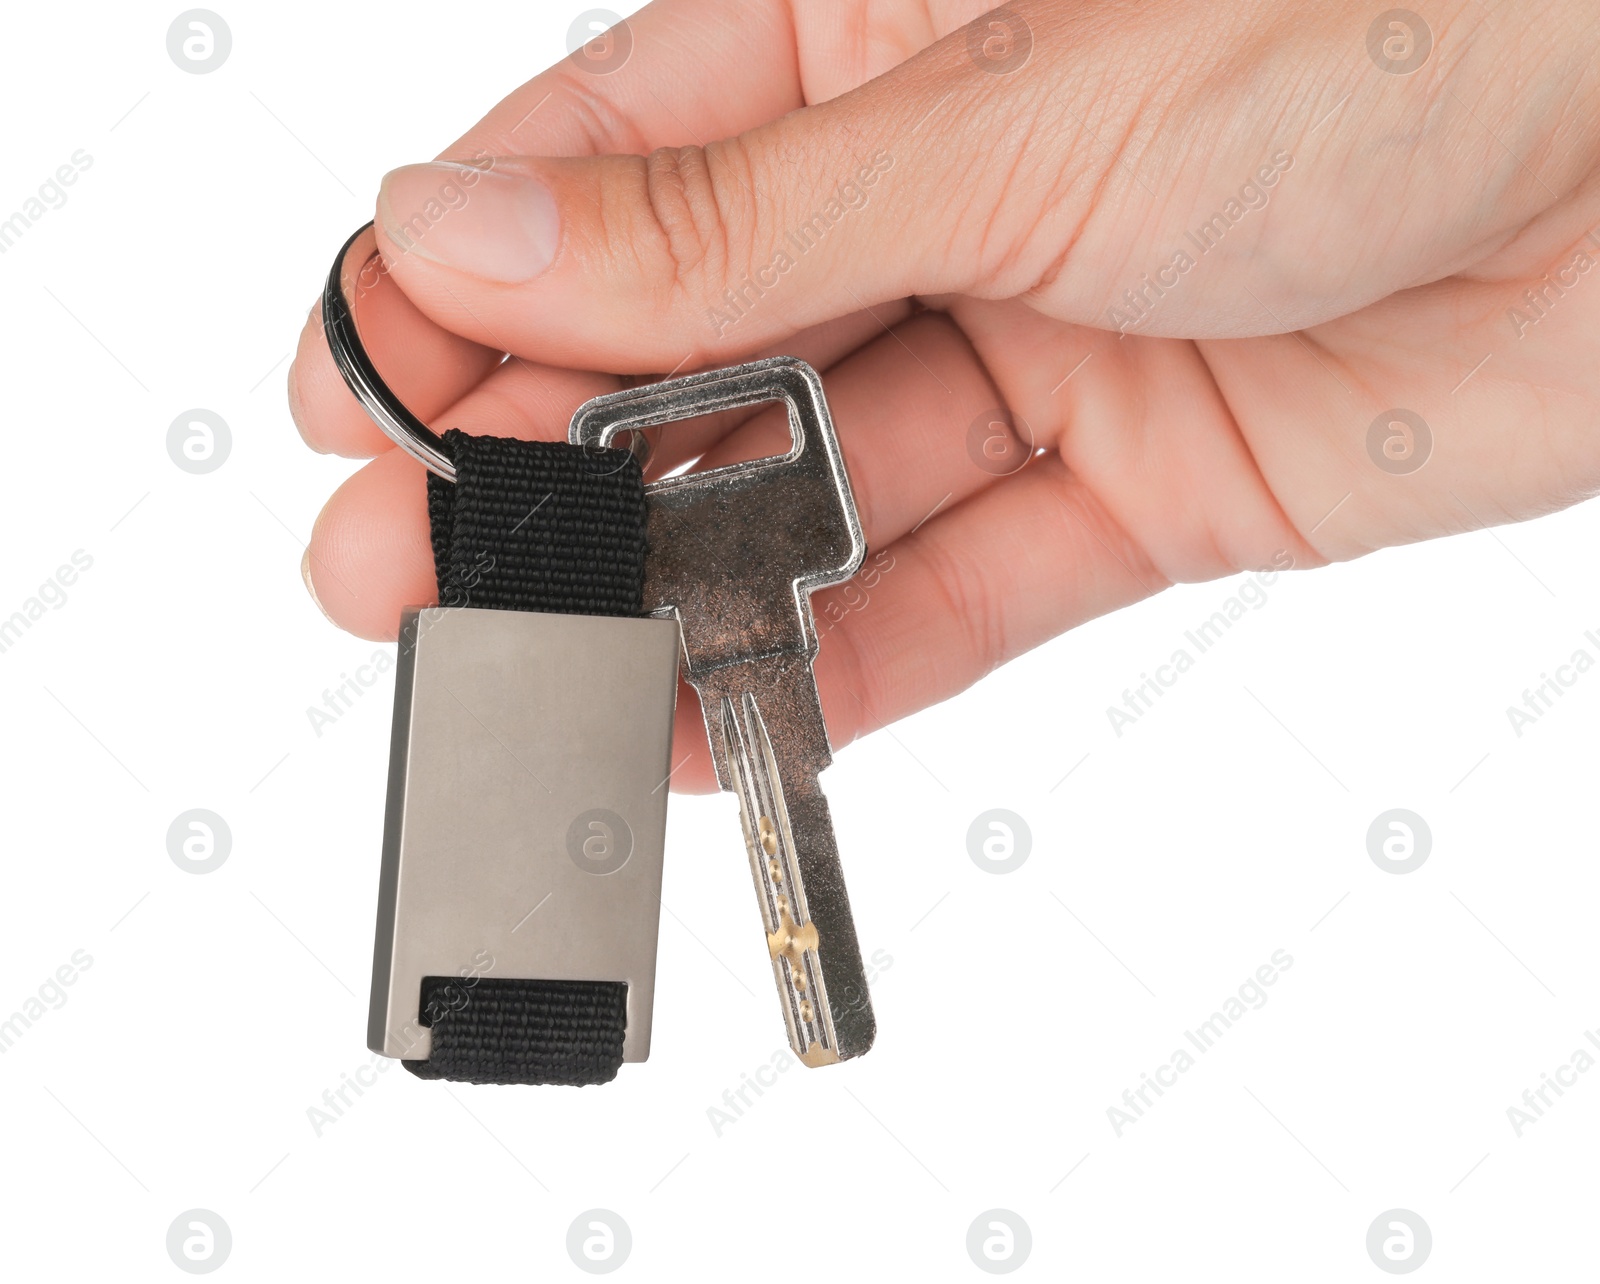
[378, 161, 559, 283]
[301, 548, 335, 624]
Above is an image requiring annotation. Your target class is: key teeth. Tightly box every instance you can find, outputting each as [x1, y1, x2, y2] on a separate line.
[719, 684, 876, 1067]
[718, 696, 746, 796]
[798, 1043, 841, 1068]
[727, 692, 841, 1061]
[787, 956, 875, 1066]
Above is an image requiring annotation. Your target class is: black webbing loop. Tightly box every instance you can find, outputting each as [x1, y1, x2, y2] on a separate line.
[405, 977, 629, 1086]
[426, 430, 647, 615]
[404, 430, 649, 1087]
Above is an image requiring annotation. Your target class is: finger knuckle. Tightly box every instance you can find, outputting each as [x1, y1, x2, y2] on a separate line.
[631, 142, 748, 306]
[920, 533, 1008, 681]
[547, 69, 652, 156]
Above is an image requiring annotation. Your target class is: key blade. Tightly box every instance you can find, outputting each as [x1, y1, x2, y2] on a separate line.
[709, 665, 875, 1065]
[720, 693, 837, 1066]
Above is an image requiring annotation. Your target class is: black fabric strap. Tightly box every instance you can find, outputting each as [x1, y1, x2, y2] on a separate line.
[405, 977, 629, 1086]
[407, 430, 647, 1087]
[427, 430, 646, 616]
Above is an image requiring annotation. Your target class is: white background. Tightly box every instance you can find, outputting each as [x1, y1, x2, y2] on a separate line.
[1, 2, 1596, 1279]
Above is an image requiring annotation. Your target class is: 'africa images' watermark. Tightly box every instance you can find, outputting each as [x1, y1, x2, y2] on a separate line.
[1105, 149, 1294, 336]
[567, 10, 632, 75]
[705, 948, 893, 1136]
[0, 550, 94, 656]
[0, 949, 94, 1055]
[1106, 551, 1295, 737]
[305, 648, 395, 737]
[310, 949, 494, 1136]
[1107, 949, 1294, 1137]
[300, 552, 502, 738]
[0, 150, 93, 256]
[1506, 233, 1600, 340]
[369, 154, 501, 288]
[167, 10, 231, 75]
[1503, 627, 1600, 738]
[1506, 1023, 1600, 1138]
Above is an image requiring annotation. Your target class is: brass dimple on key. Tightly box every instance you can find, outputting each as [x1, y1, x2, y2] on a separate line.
[570, 357, 876, 1065]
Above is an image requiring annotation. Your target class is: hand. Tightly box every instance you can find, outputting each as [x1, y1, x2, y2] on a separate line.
[288, 0, 1600, 792]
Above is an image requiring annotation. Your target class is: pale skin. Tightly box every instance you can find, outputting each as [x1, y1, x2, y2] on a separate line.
[289, 0, 1600, 792]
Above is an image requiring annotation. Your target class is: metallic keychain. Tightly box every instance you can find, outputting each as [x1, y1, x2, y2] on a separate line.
[325, 225, 876, 1071]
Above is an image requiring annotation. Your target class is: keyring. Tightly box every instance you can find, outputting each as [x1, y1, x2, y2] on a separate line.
[322, 224, 458, 480]
[321, 223, 651, 484]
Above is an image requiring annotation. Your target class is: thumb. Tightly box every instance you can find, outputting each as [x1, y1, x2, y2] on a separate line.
[371, 11, 1066, 370]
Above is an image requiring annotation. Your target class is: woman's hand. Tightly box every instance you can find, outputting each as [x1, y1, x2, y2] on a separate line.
[288, 0, 1600, 791]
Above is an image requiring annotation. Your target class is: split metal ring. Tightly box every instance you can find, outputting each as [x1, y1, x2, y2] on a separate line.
[321, 223, 652, 483]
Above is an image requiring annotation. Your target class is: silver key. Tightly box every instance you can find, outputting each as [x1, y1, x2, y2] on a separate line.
[571, 357, 874, 1065]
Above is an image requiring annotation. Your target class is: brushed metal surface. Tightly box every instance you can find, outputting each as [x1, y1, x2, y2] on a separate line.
[368, 607, 680, 1065]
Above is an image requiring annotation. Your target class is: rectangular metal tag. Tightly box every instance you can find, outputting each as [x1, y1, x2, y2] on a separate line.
[368, 606, 680, 1065]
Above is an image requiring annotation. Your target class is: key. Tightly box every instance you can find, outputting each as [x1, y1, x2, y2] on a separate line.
[571, 357, 875, 1065]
